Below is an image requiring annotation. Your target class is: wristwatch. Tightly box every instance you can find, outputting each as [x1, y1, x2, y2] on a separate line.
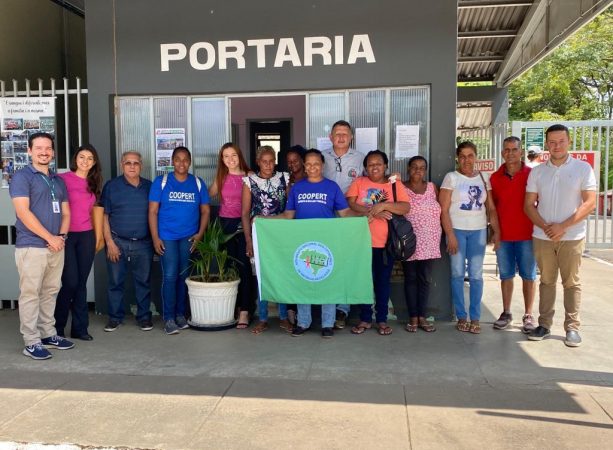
[58, 233, 67, 240]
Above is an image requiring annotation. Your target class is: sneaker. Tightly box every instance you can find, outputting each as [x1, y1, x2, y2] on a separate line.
[333, 310, 347, 330]
[321, 327, 334, 339]
[139, 319, 154, 331]
[175, 316, 190, 330]
[164, 319, 180, 335]
[104, 320, 122, 332]
[23, 342, 52, 360]
[493, 312, 512, 330]
[291, 326, 308, 337]
[527, 326, 551, 341]
[41, 335, 75, 350]
[565, 330, 582, 347]
[522, 314, 536, 334]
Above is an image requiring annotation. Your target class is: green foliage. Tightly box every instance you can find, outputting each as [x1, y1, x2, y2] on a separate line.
[509, 8, 613, 121]
[191, 219, 240, 282]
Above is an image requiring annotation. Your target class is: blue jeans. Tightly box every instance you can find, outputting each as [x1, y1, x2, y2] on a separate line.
[160, 238, 192, 321]
[449, 228, 486, 321]
[297, 304, 336, 329]
[107, 237, 153, 323]
[359, 247, 393, 323]
[258, 299, 288, 322]
[496, 240, 537, 281]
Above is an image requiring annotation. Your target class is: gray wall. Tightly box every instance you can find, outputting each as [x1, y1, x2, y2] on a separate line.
[0, 0, 86, 82]
[85, 0, 458, 318]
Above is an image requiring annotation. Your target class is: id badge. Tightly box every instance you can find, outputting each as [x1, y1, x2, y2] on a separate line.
[52, 201, 61, 213]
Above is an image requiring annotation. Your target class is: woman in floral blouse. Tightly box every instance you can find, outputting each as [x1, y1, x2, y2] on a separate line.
[242, 146, 290, 334]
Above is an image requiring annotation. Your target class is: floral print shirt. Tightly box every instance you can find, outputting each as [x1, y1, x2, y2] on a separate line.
[243, 171, 289, 217]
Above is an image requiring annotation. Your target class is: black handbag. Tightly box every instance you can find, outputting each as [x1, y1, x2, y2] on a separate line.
[386, 182, 417, 261]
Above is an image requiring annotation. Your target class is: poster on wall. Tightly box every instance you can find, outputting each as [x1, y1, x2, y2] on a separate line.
[395, 125, 420, 159]
[0, 97, 56, 188]
[155, 128, 185, 172]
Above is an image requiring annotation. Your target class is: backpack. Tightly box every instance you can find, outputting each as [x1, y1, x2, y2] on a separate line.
[386, 182, 417, 261]
[161, 172, 202, 191]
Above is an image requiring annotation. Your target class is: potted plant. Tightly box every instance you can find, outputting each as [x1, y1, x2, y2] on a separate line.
[186, 219, 241, 330]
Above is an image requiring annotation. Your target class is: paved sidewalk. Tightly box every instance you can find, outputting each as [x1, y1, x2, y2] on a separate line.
[0, 252, 612, 449]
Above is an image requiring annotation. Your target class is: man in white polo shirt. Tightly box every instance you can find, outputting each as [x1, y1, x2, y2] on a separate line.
[524, 124, 597, 347]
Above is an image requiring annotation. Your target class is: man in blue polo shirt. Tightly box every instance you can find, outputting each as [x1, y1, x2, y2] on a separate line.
[10, 132, 75, 360]
[100, 151, 154, 332]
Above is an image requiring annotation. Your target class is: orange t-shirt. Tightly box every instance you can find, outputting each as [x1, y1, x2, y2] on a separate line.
[346, 177, 410, 248]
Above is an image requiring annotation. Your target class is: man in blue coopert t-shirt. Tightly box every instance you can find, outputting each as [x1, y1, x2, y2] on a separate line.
[268, 149, 352, 338]
[9, 132, 75, 360]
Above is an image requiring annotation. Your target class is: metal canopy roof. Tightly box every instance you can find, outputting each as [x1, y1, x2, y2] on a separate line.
[458, 0, 612, 86]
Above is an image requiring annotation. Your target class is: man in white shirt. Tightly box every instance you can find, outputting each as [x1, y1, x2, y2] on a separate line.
[321, 120, 365, 329]
[524, 124, 597, 347]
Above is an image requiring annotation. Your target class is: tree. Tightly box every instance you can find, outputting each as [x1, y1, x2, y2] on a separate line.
[509, 8, 613, 121]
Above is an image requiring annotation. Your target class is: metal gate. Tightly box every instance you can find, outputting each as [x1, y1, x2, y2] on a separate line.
[458, 123, 509, 168]
[0, 77, 88, 307]
[512, 120, 613, 248]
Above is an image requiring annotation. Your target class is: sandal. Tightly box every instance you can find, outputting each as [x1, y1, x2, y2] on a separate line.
[351, 322, 372, 335]
[236, 311, 249, 329]
[456, 319, 470, 332]
[251, 321, 269, 334]
[287, 309, 297, 327]
[279, 319, 291, 331]
[377, 323, 393, 336]
[405, 317, 418, 333]
[469, 321, 481, 334]
[418, 318, 436, 332]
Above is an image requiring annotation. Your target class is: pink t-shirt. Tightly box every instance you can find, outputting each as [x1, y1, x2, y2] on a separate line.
[219, 173, 244, 218]
[59, 171, 96, 232]
[404, 182, 442, 261]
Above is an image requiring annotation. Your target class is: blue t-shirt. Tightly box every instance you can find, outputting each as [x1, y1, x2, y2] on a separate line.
[286, 178, 348, 219]
[149, 172, 209, 240]
[101, 175, 152, 240]
[9, 165, 69, 248]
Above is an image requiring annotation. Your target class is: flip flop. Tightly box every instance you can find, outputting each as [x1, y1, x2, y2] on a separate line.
[251, 321, 269, 334]
[405, 323, 418, 333]
[377, 323, 393, 336]
[351, 322, 372, 335]
[418, 321, 436, 332]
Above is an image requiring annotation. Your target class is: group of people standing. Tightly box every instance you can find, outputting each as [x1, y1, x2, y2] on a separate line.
[10, 122, 595, 360]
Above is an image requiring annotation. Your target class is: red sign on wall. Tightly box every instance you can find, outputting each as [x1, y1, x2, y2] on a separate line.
[537, 151, 599, 171]
[475, 159, 496, 174]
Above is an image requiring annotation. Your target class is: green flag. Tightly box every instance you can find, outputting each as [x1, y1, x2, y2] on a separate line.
[253, 217, 374, 304]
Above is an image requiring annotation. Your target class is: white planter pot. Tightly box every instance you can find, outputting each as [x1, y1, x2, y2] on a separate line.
[186, 278, 239, 329]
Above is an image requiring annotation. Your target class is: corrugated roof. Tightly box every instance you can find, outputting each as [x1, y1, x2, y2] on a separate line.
[457, 3, 531, 81]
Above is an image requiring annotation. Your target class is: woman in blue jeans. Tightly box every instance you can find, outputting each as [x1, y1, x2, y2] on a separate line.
[440, 142, 499, 334]
[149, 147, 210, 335]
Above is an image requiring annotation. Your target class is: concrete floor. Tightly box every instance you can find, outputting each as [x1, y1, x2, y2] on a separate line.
[0, 251, 612, 449]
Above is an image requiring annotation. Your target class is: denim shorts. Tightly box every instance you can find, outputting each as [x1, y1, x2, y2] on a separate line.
[495, 240, 537, 281]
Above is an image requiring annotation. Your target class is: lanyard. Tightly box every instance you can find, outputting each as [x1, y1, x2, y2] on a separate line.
[39, 174, 57, 201]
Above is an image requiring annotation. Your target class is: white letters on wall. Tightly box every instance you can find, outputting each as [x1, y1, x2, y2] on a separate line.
[159, 34, 376, 71]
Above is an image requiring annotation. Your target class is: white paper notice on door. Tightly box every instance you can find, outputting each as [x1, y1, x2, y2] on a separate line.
[355, 127, 378, 154]
[316, 137, 333, 152]
[395, 125, 420, 158]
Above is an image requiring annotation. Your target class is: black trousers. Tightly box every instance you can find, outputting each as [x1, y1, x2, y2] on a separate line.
[401, 259, 433, 318]
[220, 217, 255, 315]
[55, 229, 95, 336]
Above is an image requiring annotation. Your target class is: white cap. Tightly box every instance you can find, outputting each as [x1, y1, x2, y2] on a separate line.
[527, 145, 542, 154]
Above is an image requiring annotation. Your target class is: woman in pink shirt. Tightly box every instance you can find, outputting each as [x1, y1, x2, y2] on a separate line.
[208, 143, 253, 329]
[55, 145, 103, 341]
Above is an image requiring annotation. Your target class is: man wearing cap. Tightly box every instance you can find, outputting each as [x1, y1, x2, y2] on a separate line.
[10, 132, 75, 360]
[524, 124, 597, 347]
[490, 136, 536, 333]
[101, 151, 154, 333]
[322, 120, 365, 329]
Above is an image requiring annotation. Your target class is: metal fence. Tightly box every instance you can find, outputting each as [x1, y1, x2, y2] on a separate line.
[457, 123, 509, 167]
[0, 77, 88, 170]
[512, 120, 613, 248]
